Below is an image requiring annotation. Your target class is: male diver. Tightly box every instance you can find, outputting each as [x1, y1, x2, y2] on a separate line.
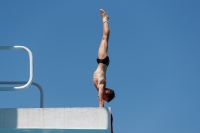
[93, 9, 115, 107]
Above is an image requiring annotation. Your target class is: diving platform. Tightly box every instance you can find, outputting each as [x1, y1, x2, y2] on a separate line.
[0, 46, 113, 133]
[0, 107, 112, 133]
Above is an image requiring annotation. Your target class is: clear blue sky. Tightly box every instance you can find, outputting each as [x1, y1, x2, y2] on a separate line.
[0, 0, 200, 133]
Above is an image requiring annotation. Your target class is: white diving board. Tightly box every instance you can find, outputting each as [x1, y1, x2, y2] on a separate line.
[0, 107, 112, 133]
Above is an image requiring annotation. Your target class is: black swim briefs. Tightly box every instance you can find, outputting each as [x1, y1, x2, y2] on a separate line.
[96, 56, 110, 66]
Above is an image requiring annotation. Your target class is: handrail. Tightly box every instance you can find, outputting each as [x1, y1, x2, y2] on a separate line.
[0, 81, 44, 108]
[0, 46, 33, 90]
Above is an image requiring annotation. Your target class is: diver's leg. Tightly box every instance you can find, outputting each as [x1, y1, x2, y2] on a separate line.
[98, 9, 110, 59]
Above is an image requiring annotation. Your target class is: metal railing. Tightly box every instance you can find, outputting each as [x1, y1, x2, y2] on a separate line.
[0, 46, 44, 108]
[0, 46, 33, 90]
[0, 81, 44, 108]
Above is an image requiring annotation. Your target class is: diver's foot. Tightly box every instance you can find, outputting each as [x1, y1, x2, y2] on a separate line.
[100, 9, 109, 23]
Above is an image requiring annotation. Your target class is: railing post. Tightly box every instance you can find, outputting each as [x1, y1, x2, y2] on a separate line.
[0, 81, 44, 108]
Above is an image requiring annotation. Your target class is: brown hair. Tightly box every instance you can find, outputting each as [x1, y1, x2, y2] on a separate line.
[106, 88, 115, 102]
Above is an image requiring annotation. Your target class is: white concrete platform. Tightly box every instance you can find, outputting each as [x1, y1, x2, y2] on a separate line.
[0, 107, 112, 133]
